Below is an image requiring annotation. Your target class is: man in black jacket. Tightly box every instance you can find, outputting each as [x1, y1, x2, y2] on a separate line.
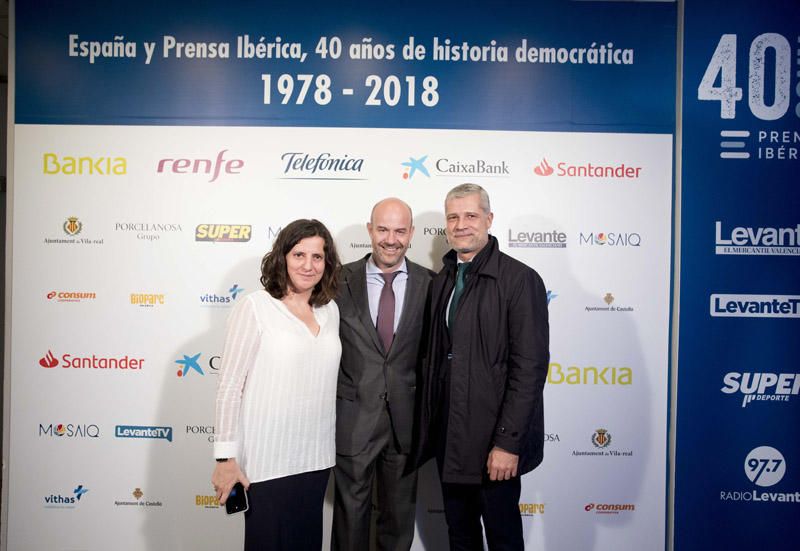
[419, 183, 549, 550]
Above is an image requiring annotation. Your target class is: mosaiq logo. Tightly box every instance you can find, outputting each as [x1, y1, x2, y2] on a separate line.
[39, 349, 144, 371]
[721, 372, 800, 408]
[200, 283, 244, 306]
[715, 221, 800, 256]
[157, 149, 244, 182]
[39, 423, 100, 438]
[579, 231, 641, 247]
[280, 151, 365, 180]
[532, 157, 642, 179]
[720, 446, 798, 504]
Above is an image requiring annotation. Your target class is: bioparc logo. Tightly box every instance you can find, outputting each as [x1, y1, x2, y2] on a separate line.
[130, 293, 165, 307]
[584, 503, 635, 515]
[710, 294, 800, 318]
[280, 151, 365, 180]
[579, 232, 641, 247]
[196, 494, 221, 509]
[47, 290, 96, 303]
[44, 217, 104, 246]
[715, 221, 800, 256]
[721, 372, 799, 408]
[156, 149, 244, 183]
[532, 157, 642, 179]
[401, 155, 430, 180]
[44, 485, 89, 509]
[200, 284, 244, 307]
[519, 503, 545, 516]
[720, 445, 798, 504]
[195, 224, 252, 242]
[39, 423, 100, 438]
[39, 349, 144, 372]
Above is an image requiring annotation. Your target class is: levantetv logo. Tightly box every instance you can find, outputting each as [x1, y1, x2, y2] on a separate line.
[44, 485, 89, 509]
[721, 372, 800, 408]
[115, 425, 173, 442]
[710, 294, 800, 318]
[280, 152, 365, 180]
[715, 221, 800, 255]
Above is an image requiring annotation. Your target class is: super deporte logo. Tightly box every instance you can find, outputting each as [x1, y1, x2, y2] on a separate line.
[721, 372, 799, 407]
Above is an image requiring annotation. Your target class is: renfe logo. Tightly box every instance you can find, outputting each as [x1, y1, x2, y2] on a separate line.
[710, 294, 800, 318]
[157, 150, 243, 182]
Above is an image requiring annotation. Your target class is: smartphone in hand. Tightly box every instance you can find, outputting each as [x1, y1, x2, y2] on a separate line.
[225, 482, 249, 515]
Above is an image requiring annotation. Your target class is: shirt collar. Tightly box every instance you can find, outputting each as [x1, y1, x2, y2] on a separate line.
[366, 255, 407, 275]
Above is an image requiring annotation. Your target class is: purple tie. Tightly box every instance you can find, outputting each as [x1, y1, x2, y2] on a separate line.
[376, 272, 400, 353]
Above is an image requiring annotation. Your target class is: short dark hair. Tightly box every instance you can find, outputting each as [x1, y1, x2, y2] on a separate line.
[260, 219, 340, 307]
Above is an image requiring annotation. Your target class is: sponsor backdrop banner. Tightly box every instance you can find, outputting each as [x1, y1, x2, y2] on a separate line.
[8, 1, 675, 550]
[676, 1, 800, 550]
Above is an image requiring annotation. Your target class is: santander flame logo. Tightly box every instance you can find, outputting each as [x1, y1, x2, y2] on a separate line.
[533, 158, 554, 176]
[39, 350, 58, 368]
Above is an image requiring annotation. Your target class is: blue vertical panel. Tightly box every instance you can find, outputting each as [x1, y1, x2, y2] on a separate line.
[677, 1, 800, 549]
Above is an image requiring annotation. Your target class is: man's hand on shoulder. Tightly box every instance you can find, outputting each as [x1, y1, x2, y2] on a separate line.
[486, 446, 519, 481]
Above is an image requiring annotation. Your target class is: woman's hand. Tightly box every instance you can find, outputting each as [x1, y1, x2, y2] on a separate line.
[211, 459, 250, 505]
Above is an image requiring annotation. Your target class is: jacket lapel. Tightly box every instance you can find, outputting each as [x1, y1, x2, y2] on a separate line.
[346, 258, 385, 353]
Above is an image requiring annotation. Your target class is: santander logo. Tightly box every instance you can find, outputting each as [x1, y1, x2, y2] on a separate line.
[40, 350, 58, 368]
[533, 158, 554, 176]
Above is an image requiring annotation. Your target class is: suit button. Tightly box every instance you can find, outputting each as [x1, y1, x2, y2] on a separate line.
[498, 427, 506, 433]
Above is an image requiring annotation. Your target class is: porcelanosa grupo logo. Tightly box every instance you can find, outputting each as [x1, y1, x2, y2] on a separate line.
[280, 151, 365, 180]
[38, 349, 144, 372]
[115, 222, 183, 242]
[721, 372, 799, 408]
[401, 155, 430, 180]
[532, 157, 642, 179]
[156, 150, 243, 183]
[715, 221, 799, 256]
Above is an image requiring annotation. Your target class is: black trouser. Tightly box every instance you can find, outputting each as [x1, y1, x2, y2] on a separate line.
[244, 468, 330, 551]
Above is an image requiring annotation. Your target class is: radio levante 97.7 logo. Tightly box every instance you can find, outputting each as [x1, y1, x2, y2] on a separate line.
[720, 446, 798, 504]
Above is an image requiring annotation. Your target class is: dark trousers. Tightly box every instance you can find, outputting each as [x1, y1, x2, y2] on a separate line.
[439, 475, 524, 551]
[333, 407, 418, 551]
[244, 468, 330, 551]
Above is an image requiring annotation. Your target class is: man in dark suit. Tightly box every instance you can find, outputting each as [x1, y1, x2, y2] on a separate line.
[417, 183, 549, 550]
[333, 198, 432, 551]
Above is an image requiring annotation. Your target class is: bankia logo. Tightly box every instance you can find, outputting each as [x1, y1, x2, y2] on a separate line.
[401, 155, 430, 180]
[710, 294, 800, 318]
[43, 153, 126, 175]
[115, 425, 173, 442]
[38, 349, 144, 371]
[715, 221, 800, 256]
[44, 485, 89, 509]
[200, 283, 244, 307]
[157, 150, 243, 182]
[44, 217, 104, 246]
[720, 446, 798, 504]
[434, 156, 510, 177]
[507, 228, 567, 248]
[115, 222, 183, 242]
[532, 157, 642, 179]
[721, 372, 799, 408]
[47, 290, 96, 303]
[280, 151, 365, 180]
[579, 231, 641, 247]
[195, 224, 252, 242]
[547, 362, 632, 386]
[39, 423, 100, 438]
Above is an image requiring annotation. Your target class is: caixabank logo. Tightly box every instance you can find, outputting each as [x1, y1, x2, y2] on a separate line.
[720, 446, 799, 504]
[39, 350, 144, 372]
[721, 372, 799, 408]
[401, 155, 430, 180]
[433, 156, 510, 178]
[533, 157, 642, 179]
[43, 485, 89, 509]
[176, 353, 221, 378]
[715, 221, 799, 256]
[200, 283, 244, 307]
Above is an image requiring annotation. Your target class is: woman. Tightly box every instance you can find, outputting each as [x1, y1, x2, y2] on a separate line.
[211, 219, 341, 550]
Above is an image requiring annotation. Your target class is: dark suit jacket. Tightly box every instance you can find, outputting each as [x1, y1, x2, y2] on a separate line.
[335, 254, 433, 456]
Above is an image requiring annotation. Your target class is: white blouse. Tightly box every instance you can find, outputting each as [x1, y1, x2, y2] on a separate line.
[214, 290, 341, 483]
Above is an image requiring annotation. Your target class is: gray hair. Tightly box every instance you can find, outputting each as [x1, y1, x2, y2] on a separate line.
[445, 183, 491, 214]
